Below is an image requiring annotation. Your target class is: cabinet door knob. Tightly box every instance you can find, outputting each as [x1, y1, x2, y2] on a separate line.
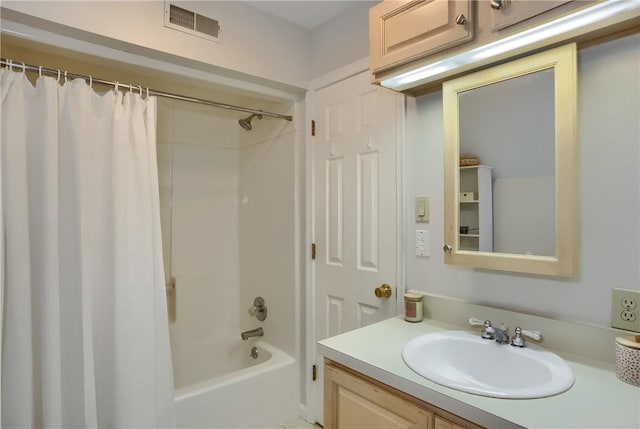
[374, 284, 392, 298]
[443, 245, 452, 254]
[490, 0, 503, 10]
[455, 14, 467, 25]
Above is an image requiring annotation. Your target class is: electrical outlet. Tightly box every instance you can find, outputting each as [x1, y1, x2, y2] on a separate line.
[612, 288, 640, 332]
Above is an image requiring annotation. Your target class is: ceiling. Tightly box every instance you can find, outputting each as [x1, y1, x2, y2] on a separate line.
[242, 1, 372, 30]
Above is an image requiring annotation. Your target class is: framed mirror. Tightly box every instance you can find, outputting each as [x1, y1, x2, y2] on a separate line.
[443, 43, 578, 277]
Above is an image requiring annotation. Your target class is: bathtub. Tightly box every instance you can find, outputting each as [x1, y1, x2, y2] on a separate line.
[173, 339, 298, 428]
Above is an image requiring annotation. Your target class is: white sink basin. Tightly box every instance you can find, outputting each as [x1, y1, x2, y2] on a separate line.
[402, 331, 574, 399]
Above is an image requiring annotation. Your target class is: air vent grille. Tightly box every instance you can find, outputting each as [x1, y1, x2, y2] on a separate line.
[196, 14, 220, 38]
[169, 4, 195, 30]
[165, 2, 221, 42]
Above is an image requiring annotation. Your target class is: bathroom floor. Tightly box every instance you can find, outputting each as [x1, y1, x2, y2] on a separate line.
[282, 418, 322, 429]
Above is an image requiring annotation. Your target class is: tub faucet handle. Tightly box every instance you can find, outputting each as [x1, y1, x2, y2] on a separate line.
[249, 296, 267, 321]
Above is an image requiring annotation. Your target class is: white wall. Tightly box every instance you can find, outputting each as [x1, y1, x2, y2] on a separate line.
[2, 0, 377, 90]
[2, 1, 311, 90]
[405, 34, 640, 327]
[309, 1, 376, 80]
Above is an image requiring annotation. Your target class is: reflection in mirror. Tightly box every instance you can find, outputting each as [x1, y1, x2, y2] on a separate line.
[458, 69, 556, 256]
[443, 43, 578, 277]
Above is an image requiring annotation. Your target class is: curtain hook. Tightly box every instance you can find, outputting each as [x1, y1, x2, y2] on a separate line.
[64, 71, 68, 83]
[129, 83, 133, 93]
[21, 62, 26, 73]
[114, 81, 119, 94]
[138, 85, 143, 96]
[57, 69, 61, 83]
[146, 87, 149, 98]
[39, 66, 43, 77]
[89, 76, 93, 87]
[8, 59, 13, 71]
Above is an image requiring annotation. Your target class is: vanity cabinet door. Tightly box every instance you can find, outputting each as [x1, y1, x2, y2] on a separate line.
[324, 360, 485, 429]
[435, 416, 465, 429]
[370, 0, 474, 73]
[324, 362, 432, 429]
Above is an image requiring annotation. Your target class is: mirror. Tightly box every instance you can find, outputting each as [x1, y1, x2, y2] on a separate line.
[443, 43, 578, 277]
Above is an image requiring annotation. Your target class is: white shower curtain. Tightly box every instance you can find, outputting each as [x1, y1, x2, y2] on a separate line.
[0, 69, 176, 428]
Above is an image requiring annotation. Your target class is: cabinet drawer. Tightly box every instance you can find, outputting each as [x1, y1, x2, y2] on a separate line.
[370, 0, 474, 73]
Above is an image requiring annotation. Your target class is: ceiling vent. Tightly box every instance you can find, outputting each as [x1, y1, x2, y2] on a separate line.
[164, 2, 221, 42]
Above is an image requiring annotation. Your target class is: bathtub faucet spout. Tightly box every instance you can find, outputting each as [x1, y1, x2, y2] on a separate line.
[241, 327, 264, 340]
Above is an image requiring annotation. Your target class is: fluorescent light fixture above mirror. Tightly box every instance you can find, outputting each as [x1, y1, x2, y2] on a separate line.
[381, 0, 640, 91]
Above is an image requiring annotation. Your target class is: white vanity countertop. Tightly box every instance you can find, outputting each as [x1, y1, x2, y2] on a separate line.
[318, 317, 640, 429]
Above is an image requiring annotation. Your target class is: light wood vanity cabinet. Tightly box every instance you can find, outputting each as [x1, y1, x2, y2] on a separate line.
[434, 416, 466, 429]
[324, 360, 483, 429]
[369, 0, 474, 74]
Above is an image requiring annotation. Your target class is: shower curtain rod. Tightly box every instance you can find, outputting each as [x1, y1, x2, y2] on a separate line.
[0, 58, 293, 122]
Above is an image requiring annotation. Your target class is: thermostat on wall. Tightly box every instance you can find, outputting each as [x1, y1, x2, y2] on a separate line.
[460, 192, 476, 202]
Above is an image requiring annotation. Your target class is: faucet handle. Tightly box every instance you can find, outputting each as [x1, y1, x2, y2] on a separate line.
[468, 317, 490, 327]
[511, 327, 542, 347]
[248, 297, 267, 321]
[469, 318, 496, 339]
[520, 327, 542, 340]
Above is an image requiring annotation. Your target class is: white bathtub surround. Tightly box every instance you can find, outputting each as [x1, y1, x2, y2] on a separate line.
[282, 418, 320, 428]
[175, 341, 298, 428]
[1, 70, 175, 427]
[157, 97, 300, 428]
[172, 337, 272, 390]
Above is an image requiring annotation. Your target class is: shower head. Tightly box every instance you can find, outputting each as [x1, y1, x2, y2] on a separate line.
[238, 113, 262, 131]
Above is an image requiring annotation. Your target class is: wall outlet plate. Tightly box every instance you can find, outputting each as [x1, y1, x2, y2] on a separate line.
[611, 288, 640, 332]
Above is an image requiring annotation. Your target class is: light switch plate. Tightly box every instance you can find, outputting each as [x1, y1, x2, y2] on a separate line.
[612, 288, 640, 332]
[415, 196, 429, 223]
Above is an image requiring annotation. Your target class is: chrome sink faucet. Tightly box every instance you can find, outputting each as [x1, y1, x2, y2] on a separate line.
[469, 318, 542, 347]
[468, 318, 509, 344]
[492, 325, 510, 344]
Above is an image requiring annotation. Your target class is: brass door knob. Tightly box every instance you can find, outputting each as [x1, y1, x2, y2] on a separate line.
[375, 284, 392, 298]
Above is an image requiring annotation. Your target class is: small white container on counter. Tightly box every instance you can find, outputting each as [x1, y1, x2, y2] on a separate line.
[615, 336, 640, 387]
[404, 292, 424, 323]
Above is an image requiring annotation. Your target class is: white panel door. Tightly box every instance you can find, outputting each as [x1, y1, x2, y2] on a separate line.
[312, 71, 402, 424]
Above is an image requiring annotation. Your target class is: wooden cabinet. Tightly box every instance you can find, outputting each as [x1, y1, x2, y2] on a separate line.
[369, 0, 474, 73]
[489, 0, 574, 31]
[324, 362, 432, 429]
[324, 360, 483, 429]
[435, 416, 465, 429]
[459, 165, 492, 252]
